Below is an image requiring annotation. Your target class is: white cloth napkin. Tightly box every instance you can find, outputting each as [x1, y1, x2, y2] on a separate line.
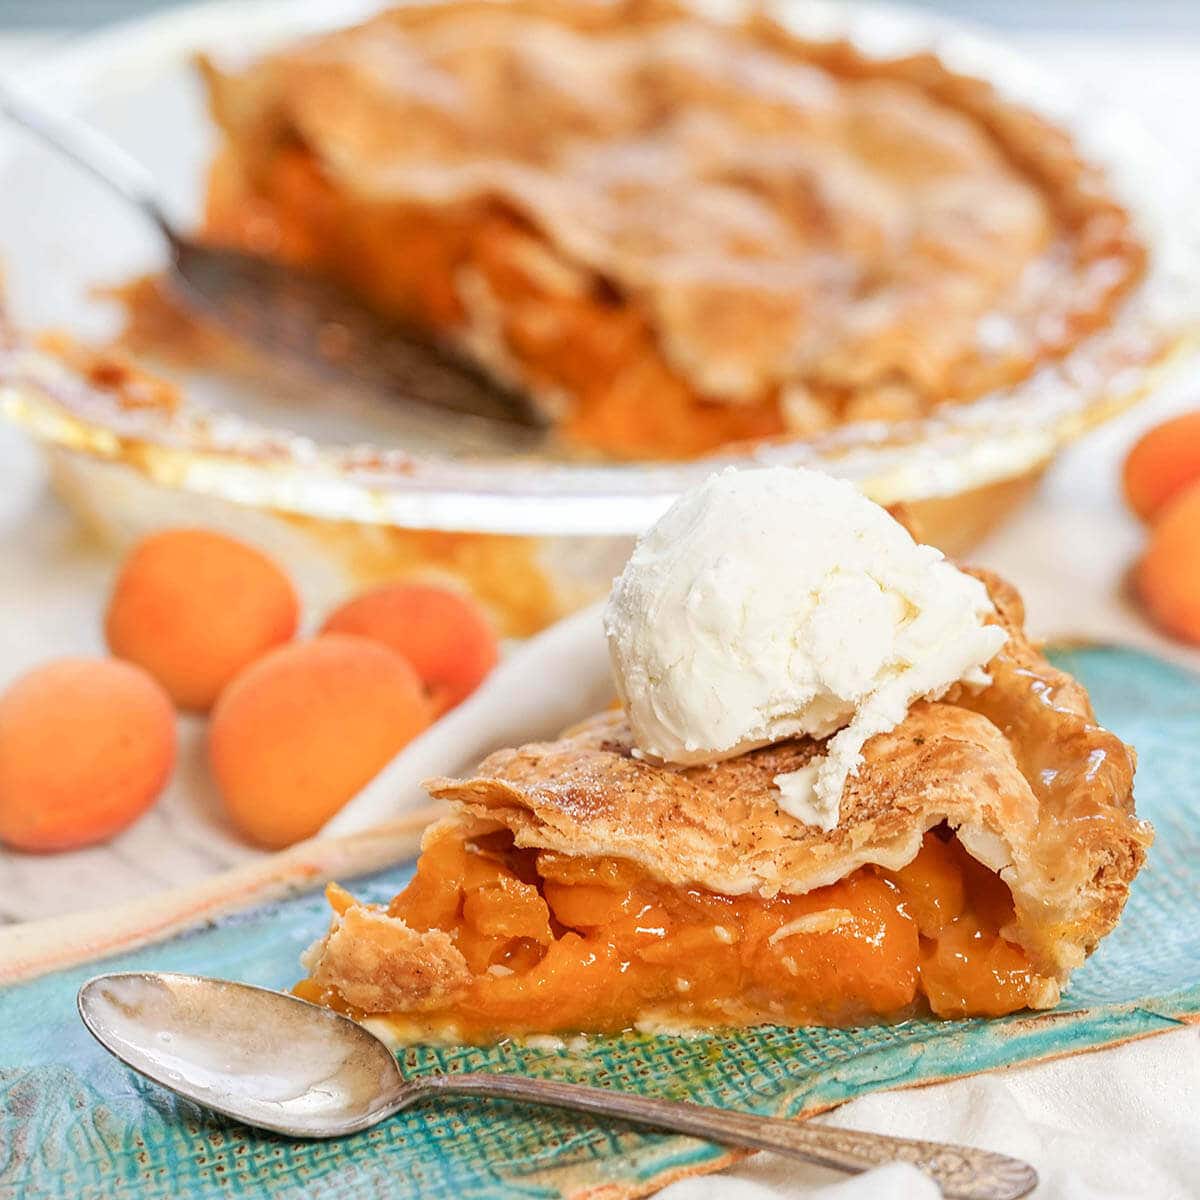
[658, 1028, 1200, 1199]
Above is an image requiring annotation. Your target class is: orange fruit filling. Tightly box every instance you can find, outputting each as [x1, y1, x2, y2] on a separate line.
[203, 144, 790, 461]
[298, 825, 1044, 1040]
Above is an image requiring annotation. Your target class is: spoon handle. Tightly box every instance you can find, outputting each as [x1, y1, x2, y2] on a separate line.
[427, 1073, 1036, 1200]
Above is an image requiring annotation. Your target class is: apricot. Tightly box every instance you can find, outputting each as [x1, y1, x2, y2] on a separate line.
[320, 583, 498, 712]
[1122, 410, 1200, 522]
[0, 658, 176, 852]
[209, 634, 432, 848]
[105, 528, 299, 712]
[1136, 480, 1200, 644]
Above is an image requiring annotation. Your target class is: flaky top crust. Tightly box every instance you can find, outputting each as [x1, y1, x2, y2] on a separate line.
[202, 0, 1144, 425]
[427, 571, 1151, 982]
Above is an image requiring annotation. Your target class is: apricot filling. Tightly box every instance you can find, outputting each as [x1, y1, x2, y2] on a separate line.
[202, 146, 788, 461]
[297, 824, 1045, 1041]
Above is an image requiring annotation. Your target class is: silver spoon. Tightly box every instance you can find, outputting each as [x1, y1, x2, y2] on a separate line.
[78, 972, 1036, 1199]
[0, 85, 544, 434]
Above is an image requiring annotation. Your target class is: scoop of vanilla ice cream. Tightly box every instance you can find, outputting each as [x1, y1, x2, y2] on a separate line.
[603, 467, 1007, 830]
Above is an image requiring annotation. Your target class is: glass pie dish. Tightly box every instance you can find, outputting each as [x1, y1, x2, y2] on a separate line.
[0, 0, 1193, 635]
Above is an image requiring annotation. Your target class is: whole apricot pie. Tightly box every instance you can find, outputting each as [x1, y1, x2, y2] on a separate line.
[298, 572, 1152, 1042]
[199, 0, 1146, 460]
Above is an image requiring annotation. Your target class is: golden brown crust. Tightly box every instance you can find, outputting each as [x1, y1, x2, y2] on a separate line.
[426, 570, 1151, 983]
[200, 0, 1144, 447]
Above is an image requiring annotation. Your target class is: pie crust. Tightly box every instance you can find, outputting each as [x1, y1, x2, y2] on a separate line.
[199, 0, 1146, 459]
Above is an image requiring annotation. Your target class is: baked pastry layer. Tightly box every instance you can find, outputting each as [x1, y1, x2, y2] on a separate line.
[200, 0, 1145, 459]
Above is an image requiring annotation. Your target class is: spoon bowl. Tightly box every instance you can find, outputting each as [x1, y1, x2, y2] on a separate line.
[78, 971, 410, 1137]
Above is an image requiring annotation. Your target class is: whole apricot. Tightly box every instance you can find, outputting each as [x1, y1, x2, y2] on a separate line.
[209, 634, 432, 848]
[320, 583, 498, 712]
[105, 528, 299, 712]
[0, 658, 176, 852]
[1136, 479, 1200, 644]
[1123, 410, 1200, 522]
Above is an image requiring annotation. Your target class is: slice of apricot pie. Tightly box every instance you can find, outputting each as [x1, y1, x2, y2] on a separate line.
[298, 570, 1150, 1042]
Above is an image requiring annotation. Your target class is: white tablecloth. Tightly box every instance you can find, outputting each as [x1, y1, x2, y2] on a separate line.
[1, 27, 1199, 1199]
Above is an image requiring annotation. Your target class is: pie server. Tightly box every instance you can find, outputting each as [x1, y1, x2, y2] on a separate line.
[0, 85, 545, 435]
[78, 971, 1037, 1199]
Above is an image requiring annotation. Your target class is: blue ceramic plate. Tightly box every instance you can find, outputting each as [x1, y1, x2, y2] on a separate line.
[2, 646, 1197, 1200]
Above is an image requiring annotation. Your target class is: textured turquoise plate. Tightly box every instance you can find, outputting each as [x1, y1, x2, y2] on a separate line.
[2, 646, 1198, 1200]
